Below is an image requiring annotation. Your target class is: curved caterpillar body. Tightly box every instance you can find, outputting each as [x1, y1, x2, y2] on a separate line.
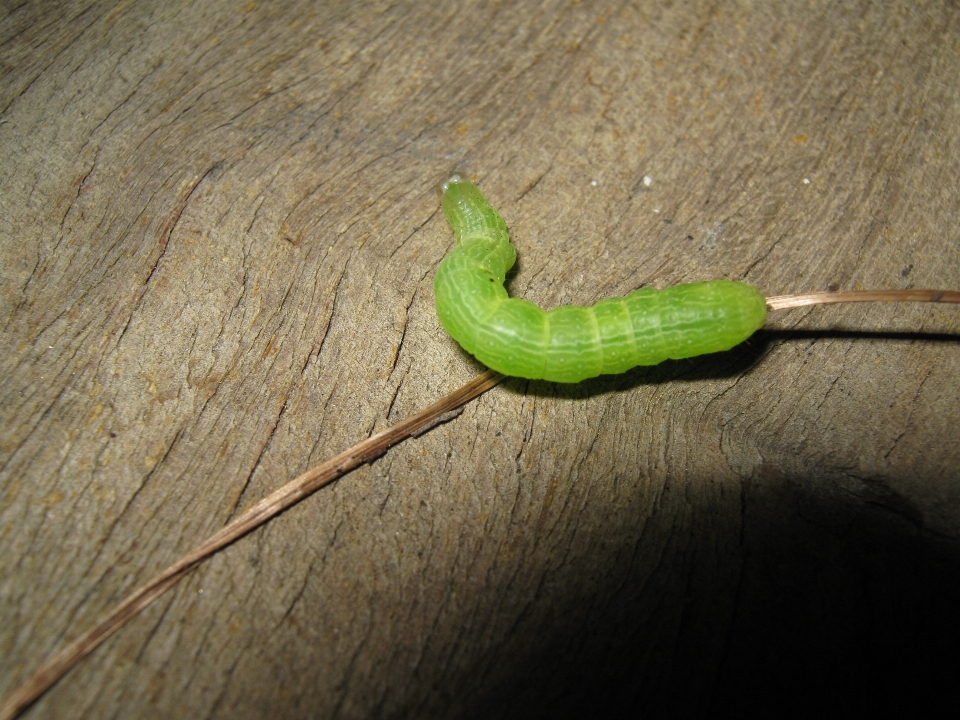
[433, 175, 768, 383]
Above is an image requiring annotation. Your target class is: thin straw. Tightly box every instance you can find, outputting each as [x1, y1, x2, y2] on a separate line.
[4, 286, 960, 719]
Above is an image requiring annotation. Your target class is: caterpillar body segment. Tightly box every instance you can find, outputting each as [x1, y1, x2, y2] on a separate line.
[434, 175, 768, 382]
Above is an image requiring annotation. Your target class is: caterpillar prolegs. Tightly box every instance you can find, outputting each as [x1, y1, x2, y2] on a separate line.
[433, 175, 768, 382]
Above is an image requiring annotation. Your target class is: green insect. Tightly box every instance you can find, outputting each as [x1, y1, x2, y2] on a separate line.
[434, 174, 768, 382]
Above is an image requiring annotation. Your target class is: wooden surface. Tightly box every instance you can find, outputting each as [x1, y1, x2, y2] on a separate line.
[2, 1, 959, 717]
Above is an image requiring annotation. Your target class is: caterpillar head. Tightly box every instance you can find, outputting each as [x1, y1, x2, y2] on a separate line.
[438, 172, 465, 196]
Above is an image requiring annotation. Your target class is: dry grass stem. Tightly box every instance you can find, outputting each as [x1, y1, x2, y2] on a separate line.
[0, 369, 504, 720]
[766, 288, 960, 311]
[3, 288, 958, 719]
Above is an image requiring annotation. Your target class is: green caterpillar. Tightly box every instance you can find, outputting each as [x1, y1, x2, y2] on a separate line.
[433, 174, 768, 383]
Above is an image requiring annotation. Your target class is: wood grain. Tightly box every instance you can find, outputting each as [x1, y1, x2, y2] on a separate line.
[2, 1, 959, 717]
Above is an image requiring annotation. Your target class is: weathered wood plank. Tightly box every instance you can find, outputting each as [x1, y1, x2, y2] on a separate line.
[2, 1, 959, 717]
